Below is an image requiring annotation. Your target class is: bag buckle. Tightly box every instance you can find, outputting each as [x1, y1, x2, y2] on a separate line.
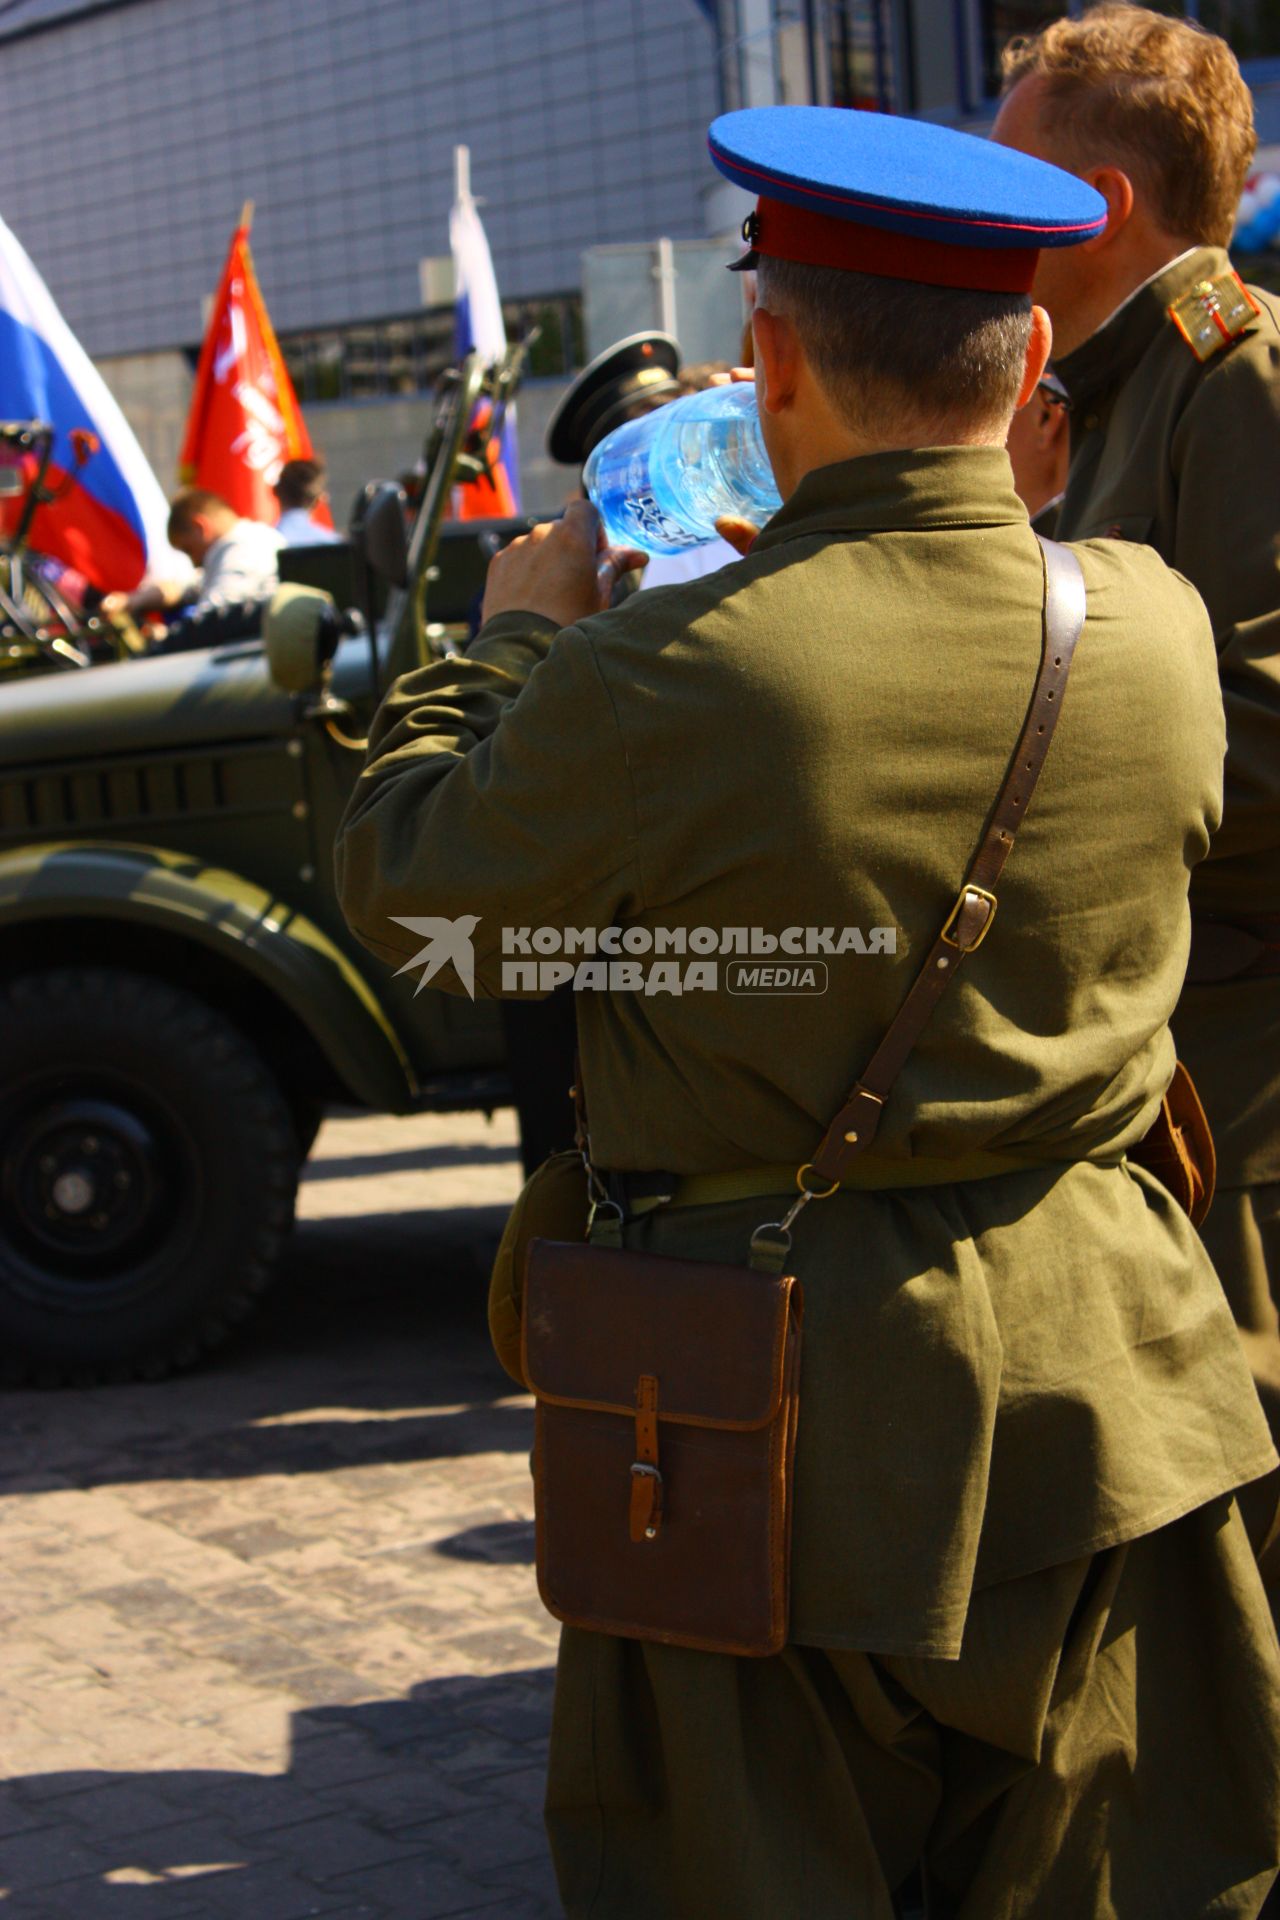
[629, 1462, 664, 1541]
[941, 885, 998, 953]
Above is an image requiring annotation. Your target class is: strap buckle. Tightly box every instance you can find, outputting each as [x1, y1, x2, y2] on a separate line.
[941, 885, 998, 953]
[586, 1196, 624, 1248]
[795, 1161, 840, 1201]
[748, 1159, 843, 1273]
[629, 1463, 664, 1541]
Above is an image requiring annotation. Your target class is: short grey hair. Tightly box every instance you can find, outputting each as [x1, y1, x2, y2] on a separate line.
[756, 256, 1033, 442]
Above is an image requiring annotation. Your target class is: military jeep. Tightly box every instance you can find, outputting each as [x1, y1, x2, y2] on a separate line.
[0, 354, 538, 1383]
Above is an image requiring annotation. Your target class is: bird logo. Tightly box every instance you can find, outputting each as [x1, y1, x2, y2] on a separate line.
[389, 914, 481, 1000]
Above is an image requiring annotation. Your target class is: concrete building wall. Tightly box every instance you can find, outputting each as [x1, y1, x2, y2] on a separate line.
[91, 351, 575, 527]
[94, 351, 193, 496]
[0, 0, 721, 360]
[305, 376, 575, 528]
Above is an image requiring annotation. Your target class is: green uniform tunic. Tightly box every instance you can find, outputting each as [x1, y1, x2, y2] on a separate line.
[1050, 248, 1280, 1431]
[337, 446, 1273, 1654]
[337, 446, 1280, 1913]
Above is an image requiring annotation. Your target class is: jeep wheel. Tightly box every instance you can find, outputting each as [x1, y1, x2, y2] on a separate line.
[290, 1094, 326, 1162]
[0, 968, 298, 1384]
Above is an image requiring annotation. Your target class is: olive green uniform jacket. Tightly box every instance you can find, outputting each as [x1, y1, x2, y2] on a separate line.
[1050, 246, 1280, 1195]
[337, 447, 1274, 1658]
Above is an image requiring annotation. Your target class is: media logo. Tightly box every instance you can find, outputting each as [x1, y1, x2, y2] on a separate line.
[390, 915, 480, 1000]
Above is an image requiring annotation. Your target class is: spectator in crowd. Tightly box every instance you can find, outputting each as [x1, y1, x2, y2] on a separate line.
[1004, 369, 1071, 525]
[102, 489, 283, 649]
[163, 489, 284, 613]
[274, 458, 342, 545]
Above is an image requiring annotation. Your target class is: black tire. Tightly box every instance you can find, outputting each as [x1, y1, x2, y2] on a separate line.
[290, 1095, 327, 1163]
[0, 967, 298, 1384]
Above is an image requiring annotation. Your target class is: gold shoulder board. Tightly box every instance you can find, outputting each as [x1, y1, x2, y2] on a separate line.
[1168, 272, 1261, 363]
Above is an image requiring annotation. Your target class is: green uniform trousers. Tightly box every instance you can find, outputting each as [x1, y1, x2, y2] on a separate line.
[1200, 1185, 1280, 1591]
[545, 1496, 1280, 1919]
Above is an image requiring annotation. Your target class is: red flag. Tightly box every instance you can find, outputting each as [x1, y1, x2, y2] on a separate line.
[179, 213, 330, 526]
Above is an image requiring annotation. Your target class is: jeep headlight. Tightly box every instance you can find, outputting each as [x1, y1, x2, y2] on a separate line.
[263, 583, 342, 693]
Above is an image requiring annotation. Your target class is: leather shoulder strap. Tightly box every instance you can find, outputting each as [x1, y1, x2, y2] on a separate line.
[807, 535, 1087, 1186]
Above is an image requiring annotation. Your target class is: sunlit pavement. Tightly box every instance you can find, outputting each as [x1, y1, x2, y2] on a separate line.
[0, 1108, 567, 1919]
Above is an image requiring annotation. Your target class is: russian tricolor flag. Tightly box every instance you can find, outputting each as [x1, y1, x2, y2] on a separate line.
[449, 146, 520, 519]
[0, 212, 179, 592]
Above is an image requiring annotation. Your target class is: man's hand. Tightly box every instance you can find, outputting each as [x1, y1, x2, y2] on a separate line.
[102, 580, 186, 620]
[480, 500, 647, 628]
[714, 517, 759, 557]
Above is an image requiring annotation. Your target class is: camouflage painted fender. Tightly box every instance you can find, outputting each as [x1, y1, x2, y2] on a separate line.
[0, 840, 416, 1111]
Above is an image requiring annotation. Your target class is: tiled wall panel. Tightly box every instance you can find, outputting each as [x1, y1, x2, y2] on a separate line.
[0, 0, 721, 356]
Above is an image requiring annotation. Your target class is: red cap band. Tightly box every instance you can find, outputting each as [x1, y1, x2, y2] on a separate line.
[752, 196, 1039, 294]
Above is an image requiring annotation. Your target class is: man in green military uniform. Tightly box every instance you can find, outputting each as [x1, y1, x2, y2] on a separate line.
[994, 6, 1280, 1562]
[336, 106, 1280, 1917]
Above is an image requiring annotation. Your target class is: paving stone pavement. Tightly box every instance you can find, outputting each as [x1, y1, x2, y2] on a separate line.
[0, 1108, 570, 1920]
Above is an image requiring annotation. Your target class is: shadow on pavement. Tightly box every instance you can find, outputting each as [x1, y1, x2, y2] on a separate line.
[1, 1669, 559, 1920]
[434, 1521, 537, 1565]
[0, 1205, 529, 1496]
[0, 1402, 536, 1499]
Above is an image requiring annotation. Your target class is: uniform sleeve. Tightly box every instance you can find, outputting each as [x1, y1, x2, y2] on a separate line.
[334, 610, 644, 997]
[1171, 327, 1280, 866]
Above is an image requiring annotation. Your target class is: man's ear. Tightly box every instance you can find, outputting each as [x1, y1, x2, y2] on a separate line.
[752, 305, 801, 417]
[1079, 165, 1135, 250]
[1014, 305, 1054, 409]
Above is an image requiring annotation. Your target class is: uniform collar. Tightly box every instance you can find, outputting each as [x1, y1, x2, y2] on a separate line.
[752, 444, 1028, 550]
[1054, 244, 1224, 412]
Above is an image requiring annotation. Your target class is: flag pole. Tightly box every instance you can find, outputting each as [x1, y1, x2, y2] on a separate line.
[239, 199, 255, 234]
[454, 146, 470, 205]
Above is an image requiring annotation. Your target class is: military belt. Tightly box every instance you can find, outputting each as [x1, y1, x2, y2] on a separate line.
[603, 1150, 1048, 1219]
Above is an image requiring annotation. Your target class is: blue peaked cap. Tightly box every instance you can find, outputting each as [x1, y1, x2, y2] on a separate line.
[709, 108, 1106, 292]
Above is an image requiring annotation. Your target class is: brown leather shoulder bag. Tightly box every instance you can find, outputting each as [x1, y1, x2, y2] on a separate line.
[523, 1238, 802, 1655]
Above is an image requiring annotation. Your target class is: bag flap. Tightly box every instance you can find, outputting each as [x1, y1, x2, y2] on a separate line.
[522, 1238, 799, 1431]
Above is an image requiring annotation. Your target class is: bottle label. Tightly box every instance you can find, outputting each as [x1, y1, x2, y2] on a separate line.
[627, 490, 705, 552]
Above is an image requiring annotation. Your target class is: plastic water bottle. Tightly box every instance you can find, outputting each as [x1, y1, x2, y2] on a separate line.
[584, 382, 782, 555]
